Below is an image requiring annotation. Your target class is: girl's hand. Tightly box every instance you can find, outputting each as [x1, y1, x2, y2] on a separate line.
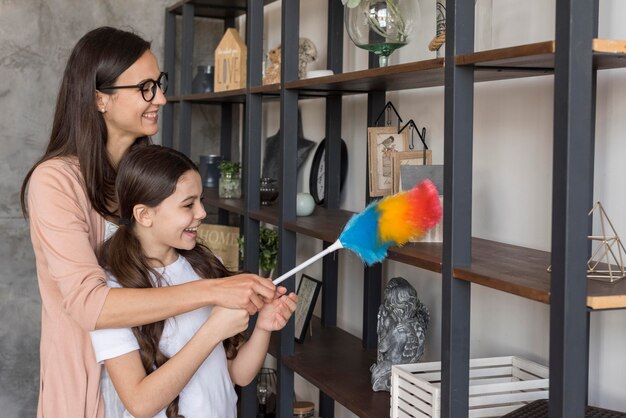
[204, 306, 249, 341]
[209, 274, 276, 315]
[255, 292, 298, 332]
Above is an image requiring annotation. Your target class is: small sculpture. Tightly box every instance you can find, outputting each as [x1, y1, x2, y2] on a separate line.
[370, 277, 429, 392]
[262, 38, 318, 85]
[262, 46, 281, 85]
[297, 37, 317, 78]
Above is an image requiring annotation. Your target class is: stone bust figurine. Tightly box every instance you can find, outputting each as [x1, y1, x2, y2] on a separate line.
[370, 277, 430, 392]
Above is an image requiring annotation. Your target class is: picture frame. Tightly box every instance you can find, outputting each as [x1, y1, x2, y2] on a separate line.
[368, 127, 409, 197]
[391, 150, 433, 194]
[294, 274, 322, 343]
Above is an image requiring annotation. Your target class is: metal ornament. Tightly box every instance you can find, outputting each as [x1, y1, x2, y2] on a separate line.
[546, 201, 626, 282]
[587, 201, 626, 282]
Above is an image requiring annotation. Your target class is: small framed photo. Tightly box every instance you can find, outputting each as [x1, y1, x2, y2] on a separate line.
[391, 150, 434, 194]
[294, 274, 322, 343]
[367, 127, 409, 197]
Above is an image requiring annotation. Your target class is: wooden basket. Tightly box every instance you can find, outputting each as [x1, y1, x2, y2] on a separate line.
[391, 356, 549, 418]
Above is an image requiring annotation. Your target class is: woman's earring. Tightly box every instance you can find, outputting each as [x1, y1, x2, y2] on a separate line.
[100, 107, 106, 113]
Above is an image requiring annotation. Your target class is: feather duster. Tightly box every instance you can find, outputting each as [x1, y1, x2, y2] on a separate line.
[273, 179, 442, 285]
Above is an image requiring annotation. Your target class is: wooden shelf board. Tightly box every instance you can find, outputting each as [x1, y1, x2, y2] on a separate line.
[285, 59, 445, 95]
[586, 276, 626, 310]
[166, 95, 182, 103]
[169, 89, 246, 104]
[452, 238, 626, 310]
[250, 83, 281, 95]
[457, 39, 626, 71]
[284, 207, 354, 242]
[167, 0, 278, 18]
[453, 239, 552, 304]
[388, 242, 443, 273]
[269, 316, 390, 418]
[248, 205, 280, 226]
[202, 188, 245, 215]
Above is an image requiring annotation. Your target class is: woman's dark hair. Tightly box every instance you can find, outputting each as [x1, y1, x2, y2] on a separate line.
[100, 145, 243, 418]
[21, 26, 152, 218]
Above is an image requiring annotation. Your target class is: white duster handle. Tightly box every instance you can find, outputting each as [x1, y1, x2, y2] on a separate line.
[272, 240, 343, 286]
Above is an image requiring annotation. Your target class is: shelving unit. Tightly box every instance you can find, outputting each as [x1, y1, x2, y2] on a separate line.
[162, 1, 626, 417]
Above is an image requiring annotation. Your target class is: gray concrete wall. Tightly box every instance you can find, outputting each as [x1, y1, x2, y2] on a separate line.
[0, 1, 225, 415]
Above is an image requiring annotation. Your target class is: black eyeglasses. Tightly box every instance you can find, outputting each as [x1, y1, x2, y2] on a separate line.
[99, 72, 168, 102]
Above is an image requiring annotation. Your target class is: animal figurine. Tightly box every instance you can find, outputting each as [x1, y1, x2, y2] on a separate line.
[262, 45, 281, 85]
[262, 38, 318, 85]
[370, 277, 430, 392]
[297, 37, 317, 78]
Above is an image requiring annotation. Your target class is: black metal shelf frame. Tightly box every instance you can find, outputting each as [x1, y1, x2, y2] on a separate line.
[163, 0, 605, 417]
[443, 1, 598, 417]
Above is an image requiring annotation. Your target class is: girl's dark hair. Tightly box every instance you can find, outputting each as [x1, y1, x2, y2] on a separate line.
[100, 145, 243, 418]
[21, 26, 152, 218]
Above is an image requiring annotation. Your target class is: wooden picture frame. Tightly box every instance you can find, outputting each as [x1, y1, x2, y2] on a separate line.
[391, 150, 433, 194]
[294, 274, 322, 343]
[367, 127, 409, 197]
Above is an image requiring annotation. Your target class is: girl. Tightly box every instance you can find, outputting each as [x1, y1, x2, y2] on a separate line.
[90, 145, 298, 418]
[21, 27, 276, 417]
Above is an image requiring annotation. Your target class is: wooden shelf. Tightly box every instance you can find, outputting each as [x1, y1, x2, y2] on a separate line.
[167, 0, 278, 18]
[285, 59, 444, 95]
[454, 238, 626, 310]
[167, 89, 246, 104]
[250, 83, 281, 95]
[282, 212, 626, 309]
[268, 316, 390, 418]
[284, 207, 354, 242]
[388, 242, 443, 273]
[202, 188, 245, 215]
[457, 39, 626, 72]
[248, 205, 280, 226]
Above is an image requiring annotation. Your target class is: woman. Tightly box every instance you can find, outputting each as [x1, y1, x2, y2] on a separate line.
[20, 27, 276, 418]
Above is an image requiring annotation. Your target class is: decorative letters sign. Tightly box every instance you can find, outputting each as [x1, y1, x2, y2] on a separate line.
[214, 28, 247, 92]
[196, 224, 240, 271]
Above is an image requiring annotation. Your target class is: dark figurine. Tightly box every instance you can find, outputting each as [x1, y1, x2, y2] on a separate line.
[370, 277, 430, 392]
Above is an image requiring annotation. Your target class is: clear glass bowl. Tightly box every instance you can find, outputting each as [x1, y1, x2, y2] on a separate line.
[344, 0, 420, 67]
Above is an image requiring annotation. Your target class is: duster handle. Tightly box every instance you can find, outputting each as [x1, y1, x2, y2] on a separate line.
[272, 240, 343, 286]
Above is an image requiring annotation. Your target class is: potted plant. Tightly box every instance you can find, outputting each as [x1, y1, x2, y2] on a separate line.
[238, 226, 278, 278]
[218, 160, 242, 198]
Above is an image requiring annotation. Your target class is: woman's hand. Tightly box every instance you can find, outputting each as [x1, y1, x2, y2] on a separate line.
[204, 306, 250, 341]
[255, 289, 298, 332]
[208, 274, 276, 315]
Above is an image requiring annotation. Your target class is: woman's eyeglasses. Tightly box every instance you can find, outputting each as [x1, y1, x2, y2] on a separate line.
[99, 72, 168, 102]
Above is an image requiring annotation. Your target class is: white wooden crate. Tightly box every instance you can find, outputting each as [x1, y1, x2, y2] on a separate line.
[391, 356, 549, 418]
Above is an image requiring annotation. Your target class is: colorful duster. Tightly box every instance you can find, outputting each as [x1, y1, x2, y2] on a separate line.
[273, 179, 442, 285]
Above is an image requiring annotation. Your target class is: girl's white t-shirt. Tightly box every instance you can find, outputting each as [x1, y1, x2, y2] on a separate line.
[90, 253, 238, 418]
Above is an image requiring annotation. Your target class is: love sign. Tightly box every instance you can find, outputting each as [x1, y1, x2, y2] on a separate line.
[214, 28, 247, 92]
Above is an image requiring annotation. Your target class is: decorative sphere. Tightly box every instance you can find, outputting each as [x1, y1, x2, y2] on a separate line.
[296, 193, 316, 216]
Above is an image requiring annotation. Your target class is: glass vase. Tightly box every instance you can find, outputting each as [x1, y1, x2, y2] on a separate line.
[218, 172, 241, 199]
[344, 0, 420, 67]
[191, 65, 214, 94]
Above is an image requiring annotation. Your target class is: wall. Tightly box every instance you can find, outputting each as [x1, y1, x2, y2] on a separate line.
[255, 0, 626, 417]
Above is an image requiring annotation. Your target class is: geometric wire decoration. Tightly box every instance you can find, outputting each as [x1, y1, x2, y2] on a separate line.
[586, 201, 626, 282]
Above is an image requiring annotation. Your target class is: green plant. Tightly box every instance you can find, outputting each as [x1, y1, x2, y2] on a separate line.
[218, 160, 241, 176]
[237, 226, 278, 276]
